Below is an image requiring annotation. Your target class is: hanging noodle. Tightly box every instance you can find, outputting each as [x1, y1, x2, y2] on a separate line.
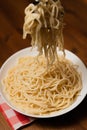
[3, 55, 82, 115]
[23, 0, 65, 64]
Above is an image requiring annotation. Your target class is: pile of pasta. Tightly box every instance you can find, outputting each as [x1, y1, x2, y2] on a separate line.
[3, 55, 82, 115]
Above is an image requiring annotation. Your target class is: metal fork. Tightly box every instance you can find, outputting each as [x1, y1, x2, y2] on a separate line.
[33, 0, 40, 5]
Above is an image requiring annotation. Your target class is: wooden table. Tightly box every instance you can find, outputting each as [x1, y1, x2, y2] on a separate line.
[0, 0, 87, 129]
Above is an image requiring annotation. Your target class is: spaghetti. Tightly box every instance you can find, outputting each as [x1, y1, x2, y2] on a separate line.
[3, 55, 82, 115]
[3, 0, 82, 116]
[23, 0, 64, 64]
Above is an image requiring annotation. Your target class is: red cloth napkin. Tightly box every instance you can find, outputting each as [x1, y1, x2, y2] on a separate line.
[0, 95, 35, 130]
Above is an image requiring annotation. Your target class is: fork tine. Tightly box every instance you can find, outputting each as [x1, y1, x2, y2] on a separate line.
[33, 0, 40, 5]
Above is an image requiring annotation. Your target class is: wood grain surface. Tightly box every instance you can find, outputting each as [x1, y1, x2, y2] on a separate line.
[0, 0, 87, 130]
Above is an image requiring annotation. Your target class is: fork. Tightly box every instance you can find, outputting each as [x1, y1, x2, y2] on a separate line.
[33, 0, 40, 5]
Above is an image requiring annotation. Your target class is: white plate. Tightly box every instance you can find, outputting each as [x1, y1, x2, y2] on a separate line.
[0, 47, 87, 118]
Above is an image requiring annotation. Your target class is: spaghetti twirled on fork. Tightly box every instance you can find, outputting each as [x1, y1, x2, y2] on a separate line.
[23, 0, 64, 64]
